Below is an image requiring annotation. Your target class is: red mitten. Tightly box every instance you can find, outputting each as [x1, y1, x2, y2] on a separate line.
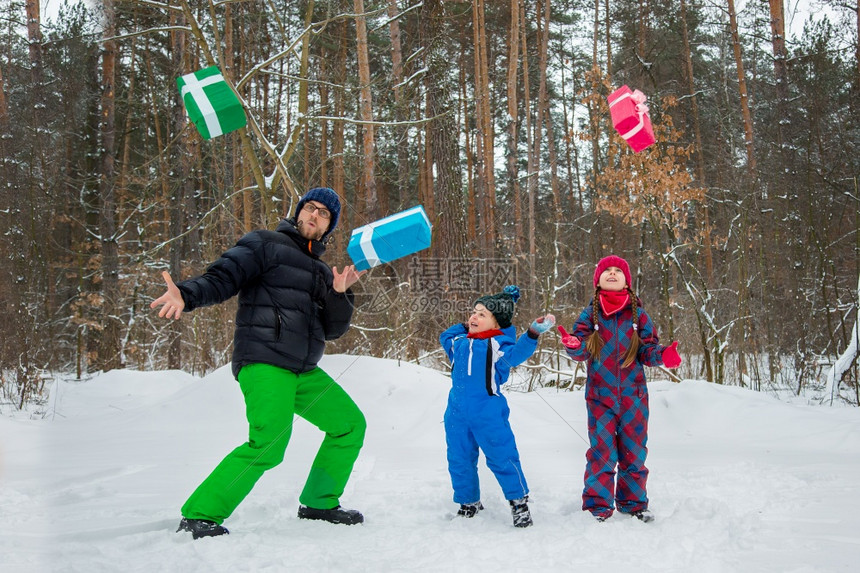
[557, 326, 581, 350]
[662, 341, 682, 369]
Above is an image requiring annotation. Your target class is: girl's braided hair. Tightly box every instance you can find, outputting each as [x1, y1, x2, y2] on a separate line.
[584, 286, 641, 368]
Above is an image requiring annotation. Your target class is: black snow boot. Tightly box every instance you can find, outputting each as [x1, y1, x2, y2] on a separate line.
[457, 501, 484, 518]
[629, 509, 654, 523]
[298, 505, 364, 525]
[176, 518, 229, 539]
[509, 496, 533, 528]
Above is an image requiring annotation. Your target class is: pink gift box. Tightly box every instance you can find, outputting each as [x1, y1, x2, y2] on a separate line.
[607, 85, 656, 153]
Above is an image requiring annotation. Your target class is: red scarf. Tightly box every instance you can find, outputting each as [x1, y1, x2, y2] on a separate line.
[599, 290, 630, 316]
[467, 329, 503, 339]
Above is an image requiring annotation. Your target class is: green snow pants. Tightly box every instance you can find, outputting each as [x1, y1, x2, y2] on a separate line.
[181, 363, 366, 524]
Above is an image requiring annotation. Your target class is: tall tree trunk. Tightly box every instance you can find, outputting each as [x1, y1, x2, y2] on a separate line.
[472, 0, 496, 253]
[531, 0, 552, 282]
[559, 57, 582, 213]
[168, 4, 189, 370]
[592, 0, 599, 66]
[224, 3, 239, 229]
[521, 1, 536, 278]
[507, 0, 524, 253]
[419, 116, 434, 221]
[24, 0, 45, 251]
[319, 51, 330, 189]
[388, 0, 410, 207]
[768, 0, 788, 143]
[638, 0, 648, 65]
[737, 205, 752, 387]
[118, 38, 137, 203]
[144, 49, 169, 238]
[331, 19, 348, 225]
[25, 0, 43, 104]
[727, 0, 757, 177]
[728, 0, 758, 384]
[354, 0, 379, 220]
[765, 0, 789, 377]
[99, 0, 121, 371]
[856, 0, 860, 106]
[0, 62, 8, 139]
[0, 61, 11, 149]
[387, 0, 404, 104]
[422, 0, 466, 261]
[234, 1, 252, 230]
[300, 1, 314, 190]
[0, 60, 8, 251]
[680, 0, 705, 187]
[462, 61, 477, 245]
[679, 0, 712, 279]
[480, 0, 496, 251]
[590, 3, 601, 209]
[605, 0, 612, 76]
[418, 80, 437, 223]
[81, 73, 102, 373]
[5, 0, 42, 386]
[539, 0, 555, 211]
[471, 0, 484, 248]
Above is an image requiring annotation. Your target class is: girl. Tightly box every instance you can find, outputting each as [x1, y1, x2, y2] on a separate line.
[558, 256, 681, 522]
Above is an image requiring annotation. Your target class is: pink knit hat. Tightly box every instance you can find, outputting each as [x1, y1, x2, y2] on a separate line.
[593, 255, 632, 288]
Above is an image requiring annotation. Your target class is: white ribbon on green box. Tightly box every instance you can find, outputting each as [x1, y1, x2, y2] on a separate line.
[177, 66, 247, 140]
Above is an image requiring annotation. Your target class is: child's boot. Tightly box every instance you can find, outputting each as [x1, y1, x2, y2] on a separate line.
[509, 496, 532, 528]
[630, 509, 654, 523]
[457, 501, 484, 518]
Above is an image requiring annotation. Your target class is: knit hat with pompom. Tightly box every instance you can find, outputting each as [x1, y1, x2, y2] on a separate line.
[474, 285, 521, 329]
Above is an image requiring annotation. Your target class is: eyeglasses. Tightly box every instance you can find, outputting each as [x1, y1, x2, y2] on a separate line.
[302, 202, 331, 220]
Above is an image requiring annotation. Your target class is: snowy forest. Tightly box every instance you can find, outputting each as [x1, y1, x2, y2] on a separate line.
[1, 0, 858, 409]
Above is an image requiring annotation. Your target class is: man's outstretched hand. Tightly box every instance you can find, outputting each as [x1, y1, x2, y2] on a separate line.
[150, 271, 185, 320]
[332, 265, 366, 293]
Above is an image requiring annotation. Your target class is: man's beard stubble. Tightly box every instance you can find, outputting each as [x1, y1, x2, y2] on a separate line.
[296, 219, 326, 242]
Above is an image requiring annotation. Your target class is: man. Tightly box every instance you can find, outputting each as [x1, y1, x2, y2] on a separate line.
[151, 187, 367, 539]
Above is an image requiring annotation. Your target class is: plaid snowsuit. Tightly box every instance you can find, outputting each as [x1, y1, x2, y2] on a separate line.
[440, 323, 538, 504]
[564, 298, 667, 518]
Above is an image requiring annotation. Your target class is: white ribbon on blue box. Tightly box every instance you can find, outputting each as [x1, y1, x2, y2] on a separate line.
[347, 205, 432, 271]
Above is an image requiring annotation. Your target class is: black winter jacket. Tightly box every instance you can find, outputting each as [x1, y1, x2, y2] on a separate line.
[176, 219, 355, 378]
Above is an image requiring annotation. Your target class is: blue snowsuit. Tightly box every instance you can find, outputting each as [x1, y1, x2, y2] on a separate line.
[440, 323, 538, 504]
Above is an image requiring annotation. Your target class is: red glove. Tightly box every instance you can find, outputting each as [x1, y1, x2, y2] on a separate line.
[662, 341, 682, 369]
[557, 326, 581, 350]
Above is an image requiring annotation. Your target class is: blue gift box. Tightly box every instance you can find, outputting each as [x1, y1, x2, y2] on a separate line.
[348, 206, 432, 271]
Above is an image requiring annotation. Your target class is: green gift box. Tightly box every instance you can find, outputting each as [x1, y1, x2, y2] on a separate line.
[176, 66, 247, 140]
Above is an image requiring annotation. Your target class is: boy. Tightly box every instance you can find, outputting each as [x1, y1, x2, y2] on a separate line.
[439, 285, 554, 527]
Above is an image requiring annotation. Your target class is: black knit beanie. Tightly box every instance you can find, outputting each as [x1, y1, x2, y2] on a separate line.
[474, 285, 521, 329]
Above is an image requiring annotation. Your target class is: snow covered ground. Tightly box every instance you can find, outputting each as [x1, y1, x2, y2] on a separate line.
[2, 355, 859, 572]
